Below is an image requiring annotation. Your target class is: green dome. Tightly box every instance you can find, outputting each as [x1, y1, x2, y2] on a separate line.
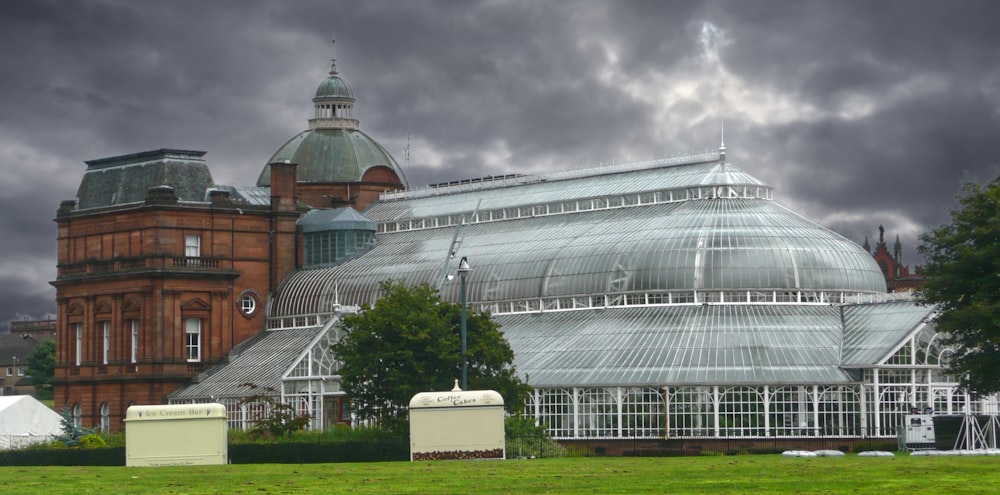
[314, 74, 354, 100]
[261, 54, 407, 188]
[257, 128, 407, 186]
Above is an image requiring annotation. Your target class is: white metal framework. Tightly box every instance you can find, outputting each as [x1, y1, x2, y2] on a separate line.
[522, 327, 999, 439]
[279, 320, 349, 430]
[171, 316, 352, 432]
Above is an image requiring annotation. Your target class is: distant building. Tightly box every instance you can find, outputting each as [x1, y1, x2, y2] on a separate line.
[1, 320, 54, 396]
[863, 225, 925, 292]
[9, 318, 56, 337]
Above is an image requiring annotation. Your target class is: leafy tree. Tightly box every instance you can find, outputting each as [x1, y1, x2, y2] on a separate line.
[331, 280, 531, 433]
[25, 339, 56, 395]
[918, 175, 1000, 394]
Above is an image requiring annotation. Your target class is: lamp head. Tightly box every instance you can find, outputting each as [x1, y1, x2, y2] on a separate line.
[457, 256, 471, 274]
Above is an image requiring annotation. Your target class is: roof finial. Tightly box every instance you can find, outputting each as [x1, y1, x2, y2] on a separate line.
[718, 118, 727, 161]
[329, 34, 339, 75]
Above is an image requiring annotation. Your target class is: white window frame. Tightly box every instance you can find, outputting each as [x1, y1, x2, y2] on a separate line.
[239, 291, 258, 316]
[185, 318, 202, 362]
[130, 319, 139, 364]
[75, 323, 83, 366]
[5, 367, 11, 376]
[17, 367, 24, 376]
[185, 234, 201, 258]
[101, 321, 110, 365]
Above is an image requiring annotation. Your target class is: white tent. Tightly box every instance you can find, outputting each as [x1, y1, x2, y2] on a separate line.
[0, 395, 64, 450]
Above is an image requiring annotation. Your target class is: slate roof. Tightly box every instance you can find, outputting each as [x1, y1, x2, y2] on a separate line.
[76, 149, 214, 210]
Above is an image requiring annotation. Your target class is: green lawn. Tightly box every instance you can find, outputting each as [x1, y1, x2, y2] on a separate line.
[3, 455, 998, 494]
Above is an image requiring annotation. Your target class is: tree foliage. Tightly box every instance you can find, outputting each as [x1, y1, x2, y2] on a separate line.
[54, 407, 98, 447]
[237, 383, 311, 439]
[918, 176, 1000, 394]
[26, 339, 56, 393]
[331, 280, 531, 433]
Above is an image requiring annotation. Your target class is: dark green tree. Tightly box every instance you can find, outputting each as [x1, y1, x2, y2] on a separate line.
[25, 339, 56, 396]
[331, 280, 531, 433]
[918, 175, 1000, 394]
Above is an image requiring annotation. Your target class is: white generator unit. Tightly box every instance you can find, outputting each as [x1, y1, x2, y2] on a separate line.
[898, 414, 936, 450]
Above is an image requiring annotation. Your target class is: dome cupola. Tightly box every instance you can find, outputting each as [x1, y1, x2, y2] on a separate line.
[310, 45, 359, 131]
[258, 39, 408, 209]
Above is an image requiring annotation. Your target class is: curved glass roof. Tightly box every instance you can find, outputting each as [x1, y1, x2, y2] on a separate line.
[268, 155, 885, 317]
[498, 304, 850, 387]
[369, 156, 764, 220]
[497, 301, 934, 387]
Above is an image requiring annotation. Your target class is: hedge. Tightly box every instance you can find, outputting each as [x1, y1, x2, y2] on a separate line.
[0, 439, 410, 466]
[0, 447, 125, 466]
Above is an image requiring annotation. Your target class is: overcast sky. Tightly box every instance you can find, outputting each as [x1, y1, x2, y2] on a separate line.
[2, 0, 999, 329]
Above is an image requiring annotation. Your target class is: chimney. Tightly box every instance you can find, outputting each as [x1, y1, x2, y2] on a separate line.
[57, 200, 77, 217]
[269, 161, 298, 211]
[209, 189, 233, 206]
[145, 185, 179, 206]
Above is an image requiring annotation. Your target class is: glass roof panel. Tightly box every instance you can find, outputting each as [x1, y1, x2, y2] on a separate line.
[841, 302, 935, 366]
[497, 304, 850, 387]
[271, 193, 885, 317]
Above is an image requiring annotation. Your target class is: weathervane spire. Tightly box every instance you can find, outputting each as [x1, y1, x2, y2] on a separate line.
[329, 34, 339, 75]
[719, 118, 727, 161]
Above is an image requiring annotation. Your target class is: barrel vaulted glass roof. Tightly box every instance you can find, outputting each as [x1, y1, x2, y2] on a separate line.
[368, 154, 766, 221]
[498, 302, 936, 388]
[269, 153, 886, 318]
[497, 304, 851, 387]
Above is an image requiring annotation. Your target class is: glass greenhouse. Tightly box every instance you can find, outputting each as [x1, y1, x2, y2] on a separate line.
[173, 150, 999, 439]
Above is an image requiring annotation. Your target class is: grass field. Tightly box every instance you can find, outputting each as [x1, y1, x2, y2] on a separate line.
[2, 454, 999, 494]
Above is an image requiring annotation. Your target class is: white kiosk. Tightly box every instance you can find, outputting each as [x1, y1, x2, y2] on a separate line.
[125, 403, 228, 466]
[409, 385, 505, 461]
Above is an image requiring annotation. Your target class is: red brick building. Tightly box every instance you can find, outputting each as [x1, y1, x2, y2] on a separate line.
[863, 225, 925, 293]
[52, 55, 406, 430]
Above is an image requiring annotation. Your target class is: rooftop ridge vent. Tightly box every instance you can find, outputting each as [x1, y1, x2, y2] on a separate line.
[380, 150, 720, 201]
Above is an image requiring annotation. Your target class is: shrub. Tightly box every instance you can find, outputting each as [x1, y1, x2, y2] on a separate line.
[53, 408, 98, 447]
[78, 434, 107, 449]
[505, 415, 566, 458]
[236, 383, 311, 440]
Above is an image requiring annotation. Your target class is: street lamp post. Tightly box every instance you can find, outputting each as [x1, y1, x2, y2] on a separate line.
[457, 256, 471, 390]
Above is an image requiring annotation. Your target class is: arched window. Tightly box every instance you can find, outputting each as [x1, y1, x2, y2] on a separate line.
[100, 402, 110, 433]
[72, 403, 82, 429]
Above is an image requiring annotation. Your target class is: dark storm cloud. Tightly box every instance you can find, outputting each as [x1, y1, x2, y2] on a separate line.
[2, 0, 999, 327]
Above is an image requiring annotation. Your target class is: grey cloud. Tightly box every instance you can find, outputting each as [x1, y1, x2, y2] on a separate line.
[2, 0, 999, 324]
